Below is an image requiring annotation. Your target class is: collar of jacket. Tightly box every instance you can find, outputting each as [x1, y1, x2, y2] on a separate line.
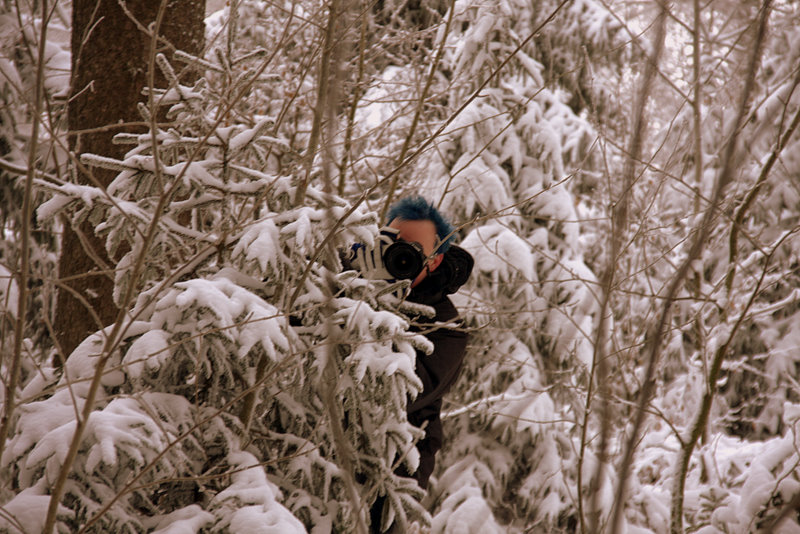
[408, 245, 474, 306]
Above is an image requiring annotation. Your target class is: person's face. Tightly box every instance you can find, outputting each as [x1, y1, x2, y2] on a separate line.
[388, 218, 444, 288]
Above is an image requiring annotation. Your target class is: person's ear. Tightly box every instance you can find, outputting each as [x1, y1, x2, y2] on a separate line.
[428, 253, 444, 272]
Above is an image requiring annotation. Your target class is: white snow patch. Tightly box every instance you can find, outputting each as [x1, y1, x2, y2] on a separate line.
[213, 451, 306, 534]
[123, 329, 172, 378]
[0, 486, 71, 533]
[148, 505, 215, 534]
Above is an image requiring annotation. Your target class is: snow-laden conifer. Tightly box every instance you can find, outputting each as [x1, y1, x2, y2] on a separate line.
[1, 10, 431, 530]
[4, 0, 800, 532]
[341, 0, 623, 530]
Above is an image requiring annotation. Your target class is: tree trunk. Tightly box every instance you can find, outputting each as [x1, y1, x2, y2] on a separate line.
[55, 0, 204, 360]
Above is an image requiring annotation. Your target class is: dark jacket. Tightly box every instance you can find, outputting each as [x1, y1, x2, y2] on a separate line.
[403, 245, 473, 489]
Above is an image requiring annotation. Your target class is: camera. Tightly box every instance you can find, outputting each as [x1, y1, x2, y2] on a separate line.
[347, 227, 427, 281]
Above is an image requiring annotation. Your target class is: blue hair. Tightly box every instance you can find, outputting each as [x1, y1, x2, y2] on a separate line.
[386, 196, 456, 252]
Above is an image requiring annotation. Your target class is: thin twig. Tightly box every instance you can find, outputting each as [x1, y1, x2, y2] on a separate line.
[725, 68, 800, 294]
[0, 0, 51, 474]
[294, 0, 340, 205]
[671, 228, 796, 534]
[381, 0, 456, 220]
[585, 2, 669, 532]
[610, 2, 773, 532]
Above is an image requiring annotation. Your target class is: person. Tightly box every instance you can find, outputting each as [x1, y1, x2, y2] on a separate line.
[348, 196, 473, 532]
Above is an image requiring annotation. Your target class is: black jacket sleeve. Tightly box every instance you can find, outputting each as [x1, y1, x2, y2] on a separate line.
[408, 323, 468, 415]
[406, 298, 468, 488]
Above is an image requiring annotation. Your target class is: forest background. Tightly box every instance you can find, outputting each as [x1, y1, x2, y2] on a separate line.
[2, 0, 800, 533]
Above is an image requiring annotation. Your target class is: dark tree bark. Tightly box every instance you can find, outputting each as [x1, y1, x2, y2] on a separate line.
[55, 0, 204, 360]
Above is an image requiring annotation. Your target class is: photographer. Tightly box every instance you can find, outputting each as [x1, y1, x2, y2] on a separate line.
[347, 196, 473, 532]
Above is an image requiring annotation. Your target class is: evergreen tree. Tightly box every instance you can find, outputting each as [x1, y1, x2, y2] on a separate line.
[3, 0, 800, 533]
[2, 3, 430, 531]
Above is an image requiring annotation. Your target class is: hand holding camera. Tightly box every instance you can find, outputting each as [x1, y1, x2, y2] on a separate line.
[348, 227, 427, 281]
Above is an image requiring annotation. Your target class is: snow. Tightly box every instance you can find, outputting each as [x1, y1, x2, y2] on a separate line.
[3, 389, 77, 466]
[157, 84, 204, 105]
[23, 417, 77, 484]
[83, 398, 159, 472]
[229, 116, 276, 152]
[63, 324, 144, 385]
[334, 298, 408, 339]
[493, 390, 557, 434]
[346, 341, 418, 386]
[232, 219, 284, 275]
[359, 66, 405, 130]
[148, 505, 215, 534]
[0, 57, 22, 91]
[462, 222, 535, 283]
[212, 451, 307, 534]
[17, 365, 57, 402]
[430, 485, 504, 534]
[450, 153, 514, 215]
[42, 39, 70, 96]
[0, 486, 71, 533]
[5, 0, 800, 532]
[0, 263, 19, 317]
[153, 277, 289, 361]
[281, 210, 313, 253]
[36, 182, 103, 221]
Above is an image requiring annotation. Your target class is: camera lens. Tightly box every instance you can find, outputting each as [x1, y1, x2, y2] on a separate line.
[383, 241, 425, 280]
